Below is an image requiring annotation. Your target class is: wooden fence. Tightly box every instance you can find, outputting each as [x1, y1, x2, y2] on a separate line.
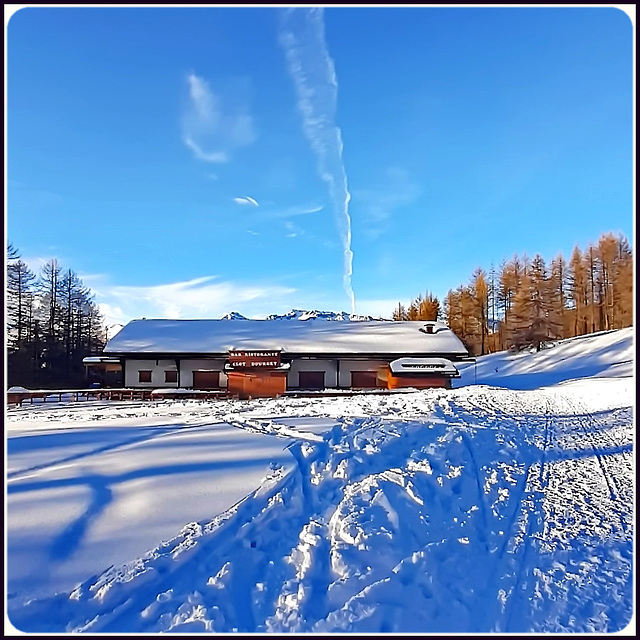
[6, 388, 226, 406]
[7, 386, 418, 408]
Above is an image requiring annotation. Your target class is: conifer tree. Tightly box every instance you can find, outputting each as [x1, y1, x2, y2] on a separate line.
[418, 292, 440, 321]
[549, 253, 568, 338]
[612, 234, 633, 329]
[392, 302, 408, 320]
[393, 230, 632, 352]
[487, 263, 499, 351]
[6, 246, 107, 388]
[568, 245, 588, 337]
[444, 289, 463, 339]
[7, 258, 36, 349]
[586, 245, 597, 333]
[595, 233, 619, 331]
[471, 268, 488, 355]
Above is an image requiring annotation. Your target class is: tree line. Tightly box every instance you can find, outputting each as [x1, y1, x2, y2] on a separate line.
[6, 243, 107, 388]
[392, 231, 633, 356]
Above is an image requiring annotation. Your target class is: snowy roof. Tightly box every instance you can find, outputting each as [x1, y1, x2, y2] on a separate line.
[104, 319, 470, 358]
[389, 357, 460, 376]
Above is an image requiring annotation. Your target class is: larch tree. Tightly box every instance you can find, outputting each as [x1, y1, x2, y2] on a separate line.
[497, 257, 523, 349]
[6, 244, 107, 387]
[487, 263, 500, 351]
[549, 253, 569, 339]
[595, 233, 619, 331]
[7, 242, 19, 260]
[471, 268, 488, 355]
[612, 234, 633, 329]
[392, 302, 408, 321]
[406, 295, 421, 321]
[418, 292, 440, 321]
[7, 258, 37, 350]
[444, 289, 463, 341]
[459, 285, 480, 355]
[37, 259, 64, 384]
[585, 245, 598, 333]
[394, 230, 632, 354]
[510, 255, 562, 352]
[60, 269, 94, 383]
[568, 245, 588, 337]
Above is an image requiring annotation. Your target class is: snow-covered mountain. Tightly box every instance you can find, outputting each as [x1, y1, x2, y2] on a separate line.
[219, 309, 385, 321]
[265, 309, 383, 321]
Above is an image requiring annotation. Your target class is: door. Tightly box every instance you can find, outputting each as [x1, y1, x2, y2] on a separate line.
[298, 371, 325, 389]
[192, 370, 220, 389]
[350, 370, 379, 389]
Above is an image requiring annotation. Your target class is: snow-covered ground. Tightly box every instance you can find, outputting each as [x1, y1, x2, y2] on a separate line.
[5, 327, 635, 633]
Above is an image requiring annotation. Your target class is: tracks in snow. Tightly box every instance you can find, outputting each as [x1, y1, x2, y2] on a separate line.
[434, 388, 633, 632]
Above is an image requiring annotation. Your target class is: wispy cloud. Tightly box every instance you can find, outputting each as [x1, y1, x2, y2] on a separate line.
[279, 8, 355, 313]
[250, 202, 322, 220]
[81, 274, 296, 325]
[235, 201, 323, 240]
[271, 203, 323, 219]
[354, 167, 422, 239]
[284, 221, 301, 238]
[246, 202, 324, 240]
[181, 72, 255, 163]
[183, 136, 228, 163]
[233, 196, 259, 207]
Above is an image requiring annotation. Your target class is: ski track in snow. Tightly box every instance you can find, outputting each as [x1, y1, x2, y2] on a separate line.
[6, 376, 633, 634]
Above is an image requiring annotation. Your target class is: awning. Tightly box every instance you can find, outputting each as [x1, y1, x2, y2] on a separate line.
[82, 357, 122, 365]
[389, 357, 460, 377]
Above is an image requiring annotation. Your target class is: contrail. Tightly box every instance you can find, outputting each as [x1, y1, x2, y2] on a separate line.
[279, 8, 355, 314]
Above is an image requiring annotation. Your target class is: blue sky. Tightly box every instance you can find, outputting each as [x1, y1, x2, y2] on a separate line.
[6, 6, 634, 326]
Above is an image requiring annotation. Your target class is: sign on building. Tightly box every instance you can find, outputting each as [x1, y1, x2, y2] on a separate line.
[227, 350, 281, 369]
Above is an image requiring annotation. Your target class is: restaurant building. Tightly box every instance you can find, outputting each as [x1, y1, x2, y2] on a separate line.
[84, 318, 471, 398]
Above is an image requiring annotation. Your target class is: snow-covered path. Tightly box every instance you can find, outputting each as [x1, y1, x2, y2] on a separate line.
[7, 375, 633, 633]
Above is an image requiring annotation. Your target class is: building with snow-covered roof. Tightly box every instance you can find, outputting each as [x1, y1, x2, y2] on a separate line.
[84, 318, 471, 398]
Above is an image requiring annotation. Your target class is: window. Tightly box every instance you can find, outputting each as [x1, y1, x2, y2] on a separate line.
[298, 371, 325, 389]
[138, 370, 152, 383]
[165, 370, 178, 383]
[351, 371, 379, 388]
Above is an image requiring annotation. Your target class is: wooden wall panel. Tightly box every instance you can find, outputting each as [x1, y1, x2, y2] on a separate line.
[387, 374, 449, 389]
[227, 371, 287, 399]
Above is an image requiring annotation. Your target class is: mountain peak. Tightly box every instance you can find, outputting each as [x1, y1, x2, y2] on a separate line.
[220, 309, 387, 321]
[265, 309, 382, 321]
